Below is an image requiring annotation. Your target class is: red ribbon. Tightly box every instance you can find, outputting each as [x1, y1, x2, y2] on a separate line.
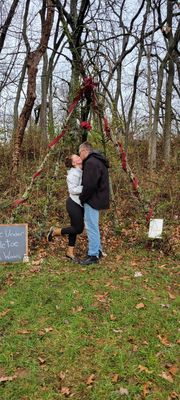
[103, 117, 111, 139]
[146, 207, 153, 223]
[132, 176, 139, 191]
[68, 76, 97, 114]
[48, 129, 66, 148]
[117, 143, 127, 171]
[68, 93, 81, 114]
[12, 198, 26, 208]
[32, 169, 43, 181]
[80, 121, 92, 130]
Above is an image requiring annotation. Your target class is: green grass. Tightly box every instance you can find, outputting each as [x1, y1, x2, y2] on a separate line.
[0, 246, 179, 400]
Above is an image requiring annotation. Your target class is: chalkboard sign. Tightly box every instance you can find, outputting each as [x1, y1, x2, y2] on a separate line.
[0, 224, 28, 263]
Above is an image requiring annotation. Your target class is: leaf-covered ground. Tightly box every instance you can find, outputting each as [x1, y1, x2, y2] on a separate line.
[0, 236, 179, 400]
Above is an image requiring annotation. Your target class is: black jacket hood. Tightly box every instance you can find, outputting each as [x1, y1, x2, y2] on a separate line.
[84, 151, 109, 168]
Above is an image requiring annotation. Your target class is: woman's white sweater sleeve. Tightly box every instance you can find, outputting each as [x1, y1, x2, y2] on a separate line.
[67, 170, 83, 195]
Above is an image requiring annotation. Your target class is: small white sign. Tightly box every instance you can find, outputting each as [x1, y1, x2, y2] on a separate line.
[148, 219, 164, 239]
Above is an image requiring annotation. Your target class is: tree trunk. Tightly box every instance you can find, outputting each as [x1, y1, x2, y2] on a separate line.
[39, 51, 48, 146]
[124, 0, 150, 150]
[0, 0, 19, 53]
[13, 59, 27, 132]
[150, 60, 164, 171]
[12, 0, 54, 176]
[163, 0, 175, 163]
[48, 72, 55, 137]
[163, 58, 174, 162]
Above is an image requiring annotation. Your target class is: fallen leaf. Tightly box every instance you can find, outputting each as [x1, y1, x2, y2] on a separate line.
[138, 365, 153, 374]
[0, 375, 17, 383]
[17, 329, 31, 334]
[168, 391, 179, 399]
[131, 261, 139, 266]
[157, 264, 166, 269]
[86, 374, 95, 385]
[160, 303, 170, 308]
[111, 373, 119, 383]
[168, 292, 176, 300]
[142, 381, 152, 397]
[59, 371, 66, 380]
[135, 303, 145, 309]
[110, 314, 116, 321]
[95, 292, 109, 303]
[32, 258, 44, 266]
[132, 345, 138, 352]
[157, 334, 171, 347]
[38, 357, 46, 364]
[72, 306, 84, 313]
[113, 328, 123, 334]
[29, 267, 41, 273]
[38, 330, 45, 336]
[0, 309, 10, 318]
[61, 386, 71, 396]
[159, 371, 174, 383]
[167, 365, 178, 376]
[118, 387, 129, 395]
[44, 327, 53, 333]
[119, 276, 130, 280]
[134, 271, 143, 277]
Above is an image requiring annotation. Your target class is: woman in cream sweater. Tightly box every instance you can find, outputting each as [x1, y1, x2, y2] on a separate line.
[47, 155, 84, 260]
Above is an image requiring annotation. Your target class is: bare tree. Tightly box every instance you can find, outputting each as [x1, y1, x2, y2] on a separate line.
[163, 0, 177, 162]
[0, 0, 19, 53]
[12, 0, 55, 175]
[13, 0, 30, 132]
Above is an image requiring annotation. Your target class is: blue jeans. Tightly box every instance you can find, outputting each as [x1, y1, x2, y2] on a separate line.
[84, 203, 102, 257]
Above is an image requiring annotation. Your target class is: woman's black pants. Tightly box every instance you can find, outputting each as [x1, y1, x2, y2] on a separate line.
[61, 197, 84, 246]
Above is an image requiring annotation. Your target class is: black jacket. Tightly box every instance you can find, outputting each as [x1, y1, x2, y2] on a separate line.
[79, 151, 110, 210]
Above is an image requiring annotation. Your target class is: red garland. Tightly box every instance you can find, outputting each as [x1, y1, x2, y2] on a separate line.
[12, 198, 25, 208]
[80, 121, 92, 130]
[118, 143, 127, 171]
[68, 76, 98, 114]
[68, 93, 81, 114]
[146, 207, 153, 223]
[132, 176, 139, 191]
[48, 129, 66, 148]
[32, 170, 43, 181]
[103, 117, 111, 139]
[83, 76, 98, 94]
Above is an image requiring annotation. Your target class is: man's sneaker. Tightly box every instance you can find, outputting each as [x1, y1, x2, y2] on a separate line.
[99, 250, 107, 258]
[47, 226, 54, 242]
[79, 255, 99, 265]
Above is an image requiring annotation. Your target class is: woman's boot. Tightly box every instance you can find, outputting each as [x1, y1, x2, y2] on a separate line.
[47, 226, 61, 241]
[66, 246, 75, 260]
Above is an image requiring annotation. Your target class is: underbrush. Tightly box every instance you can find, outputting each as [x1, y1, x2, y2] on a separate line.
[0, 140, 179, 258]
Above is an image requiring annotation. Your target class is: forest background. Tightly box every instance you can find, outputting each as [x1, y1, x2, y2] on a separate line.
[0, 1, 180, 399]
[0, 0, 179, 248]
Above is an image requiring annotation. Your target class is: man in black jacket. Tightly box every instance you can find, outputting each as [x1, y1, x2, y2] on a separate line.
[79, 142, 110, 265]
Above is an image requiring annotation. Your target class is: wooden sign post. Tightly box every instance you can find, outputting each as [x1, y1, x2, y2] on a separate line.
[0, 224, 28, 263]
